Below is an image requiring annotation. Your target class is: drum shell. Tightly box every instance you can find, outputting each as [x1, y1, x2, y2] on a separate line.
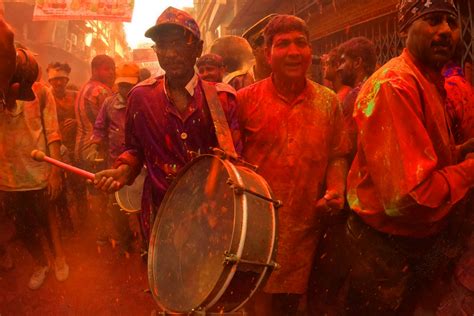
[148, 155, 277, 313]
[201, 163, 278, 312]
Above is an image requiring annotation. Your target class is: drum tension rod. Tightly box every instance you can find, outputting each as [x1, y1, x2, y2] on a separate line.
[226, 179, 283, 209]
[212, 147, 259, 171]
[224, 251, 280, 270]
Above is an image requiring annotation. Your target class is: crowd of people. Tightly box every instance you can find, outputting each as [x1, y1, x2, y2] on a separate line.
[0, 0, 473, 314]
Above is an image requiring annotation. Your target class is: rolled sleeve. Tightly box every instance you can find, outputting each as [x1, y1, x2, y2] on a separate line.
[91, 98, 110, 145]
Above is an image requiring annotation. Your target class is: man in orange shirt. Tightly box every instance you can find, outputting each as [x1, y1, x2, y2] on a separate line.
[238, 15, 350, 315]
[342, 0, 474, 313]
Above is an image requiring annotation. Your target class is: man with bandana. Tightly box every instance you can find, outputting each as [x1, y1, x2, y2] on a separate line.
[337, 0, 474, 314]
[196, 53, 226, 83]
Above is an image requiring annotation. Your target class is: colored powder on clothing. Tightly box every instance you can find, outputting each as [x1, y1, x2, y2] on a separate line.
[363, 80, 381, 117]
[385, 207, 402, 217]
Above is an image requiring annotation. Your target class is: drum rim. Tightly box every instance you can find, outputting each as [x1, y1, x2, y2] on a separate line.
[204, 161, 279, 312]
[228, 164, 278, 312]
[114, 167, 147, 213]
[201, 158, 246, 310]
[114, 190, 141, 213]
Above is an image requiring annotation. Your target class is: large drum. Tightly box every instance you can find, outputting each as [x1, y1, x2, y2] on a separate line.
[148, 154, 279, 314]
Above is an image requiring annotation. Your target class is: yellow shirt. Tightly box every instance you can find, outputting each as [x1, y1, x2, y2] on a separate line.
[0, 82, 61, 191]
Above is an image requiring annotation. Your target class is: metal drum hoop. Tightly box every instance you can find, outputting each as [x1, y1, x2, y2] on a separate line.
[114, 167, 147, 213]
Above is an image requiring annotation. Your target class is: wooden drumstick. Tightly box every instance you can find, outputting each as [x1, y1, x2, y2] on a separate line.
[31, 149, 95, 181]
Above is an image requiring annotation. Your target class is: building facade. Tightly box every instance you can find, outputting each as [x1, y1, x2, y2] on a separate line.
[199, 0, 473, 84]
[194, 0, 250, 51]
[3, 0, 130, 86]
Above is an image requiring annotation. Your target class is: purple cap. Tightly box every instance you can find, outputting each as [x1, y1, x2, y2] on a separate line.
[145, 6, 201, 41]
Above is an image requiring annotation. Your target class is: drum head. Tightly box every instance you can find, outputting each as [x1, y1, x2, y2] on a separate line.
[149, 156, 236, 313]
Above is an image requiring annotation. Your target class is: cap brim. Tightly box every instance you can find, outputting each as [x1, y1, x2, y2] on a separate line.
[144, 25, 159, 39]
[48, 75, 69, 80]
[115, 77, 139, 85]
[145, 23, 198, 40]
[242, 14, 278, 40]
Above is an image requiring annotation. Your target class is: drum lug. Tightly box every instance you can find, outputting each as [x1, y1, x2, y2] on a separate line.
[224, 251, 280, 270]
[212, 147, 231, 160]
[212, 147, 259, 171]
[226, 179, 283, 209]
[236, 159, 258, 171]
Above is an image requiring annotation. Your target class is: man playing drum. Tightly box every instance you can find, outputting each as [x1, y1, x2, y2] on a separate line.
[237, 15, 351, 315]
[92, 7, 241, 242]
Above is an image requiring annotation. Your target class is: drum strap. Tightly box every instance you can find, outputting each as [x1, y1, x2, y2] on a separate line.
[201, 82, 238, 159]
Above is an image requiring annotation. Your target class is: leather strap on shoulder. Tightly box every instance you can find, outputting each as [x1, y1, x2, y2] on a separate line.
[201, 81, 238, 159]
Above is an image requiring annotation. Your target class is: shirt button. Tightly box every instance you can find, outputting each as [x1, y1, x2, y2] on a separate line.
[180, 132, 188, 140]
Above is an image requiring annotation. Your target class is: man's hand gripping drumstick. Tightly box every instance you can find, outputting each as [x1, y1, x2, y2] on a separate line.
[31, 149, 130, 193]
[92, 165, 132, 193]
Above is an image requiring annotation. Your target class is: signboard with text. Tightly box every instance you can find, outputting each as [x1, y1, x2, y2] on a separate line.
[33, 0, 134, 22]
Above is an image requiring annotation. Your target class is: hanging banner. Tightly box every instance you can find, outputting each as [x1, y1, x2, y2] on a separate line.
[132, 48, 164, 77]
[33, 0, 135, 22]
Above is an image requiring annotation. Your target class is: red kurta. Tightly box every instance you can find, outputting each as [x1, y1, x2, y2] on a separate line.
[347, 49, 474, 238]
[444, 65, 474, 143]
[237, 77, 350, 293]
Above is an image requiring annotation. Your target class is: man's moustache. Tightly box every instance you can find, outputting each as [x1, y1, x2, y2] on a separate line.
[432, 40, 452, 47]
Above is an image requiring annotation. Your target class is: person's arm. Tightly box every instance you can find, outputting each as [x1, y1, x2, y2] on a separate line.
[0, 18, 15, 93]
[91, 97, 112, 145]
[43, 87, 62, 199]
[316, 95, 351, 211]
[356, 79, 474, 220]
[47, 140, 62, 199]
[93, 91, 144, 192]
[0, 18, 18, 110]
[91, 97, 109, 144]
[88, 97, 110, 162]
[84, 86, 109, 125]
[322, 158, 349, 210]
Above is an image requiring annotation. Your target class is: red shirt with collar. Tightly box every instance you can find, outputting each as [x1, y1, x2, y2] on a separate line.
[347, 49, 474, 238]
